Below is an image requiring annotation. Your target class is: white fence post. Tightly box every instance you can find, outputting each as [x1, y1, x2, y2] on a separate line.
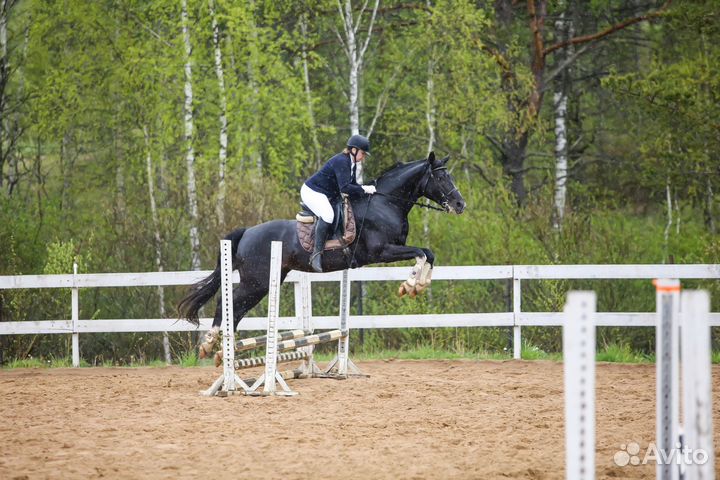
[655, 278, 681, 480]
[71, 263, 79, 368]
[563, 291, 596, 480]
[680, 290, 715, 480]
[513, 273, 521, 359]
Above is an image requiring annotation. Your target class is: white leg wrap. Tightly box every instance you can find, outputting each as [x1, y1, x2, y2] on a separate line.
[414, 265, 433, 294]
[199, 326, 220, 359]
[405, 256, 426, 288]
[418, 262, 432, 286]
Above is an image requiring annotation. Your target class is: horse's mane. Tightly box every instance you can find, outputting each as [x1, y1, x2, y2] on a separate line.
[375, 159, 425, 181]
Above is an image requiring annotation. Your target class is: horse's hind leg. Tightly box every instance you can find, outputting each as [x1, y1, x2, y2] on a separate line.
[210, 283, 270, 366]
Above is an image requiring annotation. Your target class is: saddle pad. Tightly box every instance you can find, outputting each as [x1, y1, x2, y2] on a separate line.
[296, 200, 356, 253]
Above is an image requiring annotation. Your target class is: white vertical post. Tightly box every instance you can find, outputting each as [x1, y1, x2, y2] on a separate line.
[513, 276, 521, 359]
[295, 272, 317, 375]
[337, 269, 351, 375]
[563, 291, 596, 480]
[71, 263, 79, 368]
[655, 278, 681, 480]
[323, 268, 364, 377]
[680, 290, 715, 480]
[220, 240, 236, 392]
[262, 241, 283, 394]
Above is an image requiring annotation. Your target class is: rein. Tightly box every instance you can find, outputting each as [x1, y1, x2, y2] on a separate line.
[374, 192, 447, 211]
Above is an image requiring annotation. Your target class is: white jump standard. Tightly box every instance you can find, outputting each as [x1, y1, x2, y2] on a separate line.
[563, 282, 716, 480]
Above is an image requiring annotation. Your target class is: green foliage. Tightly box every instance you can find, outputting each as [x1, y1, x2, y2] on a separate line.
[596, 343, 652, 364]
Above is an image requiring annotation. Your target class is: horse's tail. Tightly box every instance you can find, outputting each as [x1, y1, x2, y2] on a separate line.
[177, 228, 247, 326]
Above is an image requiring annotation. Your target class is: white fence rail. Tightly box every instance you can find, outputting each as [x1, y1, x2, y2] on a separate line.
[1, 264, 719, 365]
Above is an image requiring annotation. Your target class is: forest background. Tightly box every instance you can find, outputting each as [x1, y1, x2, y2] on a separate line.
[0, 0, 718, 365]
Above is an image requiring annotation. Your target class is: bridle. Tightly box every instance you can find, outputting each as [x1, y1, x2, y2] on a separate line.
[418, 165, 459, 212]
[374, 164, 457, 212]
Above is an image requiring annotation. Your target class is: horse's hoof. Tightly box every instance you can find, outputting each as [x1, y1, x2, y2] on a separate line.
[198, 343, 212, 359]
[398, 284, 407, 297]
[214, 351, 224, 368]
[409, 286, 418, 298]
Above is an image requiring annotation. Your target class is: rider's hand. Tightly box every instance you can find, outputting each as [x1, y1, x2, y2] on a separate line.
[362, 185, 376, 195]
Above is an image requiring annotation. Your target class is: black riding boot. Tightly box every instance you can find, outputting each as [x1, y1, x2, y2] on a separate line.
[309, 219, 332, 273]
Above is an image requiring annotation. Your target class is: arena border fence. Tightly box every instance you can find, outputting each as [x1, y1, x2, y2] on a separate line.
[1, 264, 720, 367]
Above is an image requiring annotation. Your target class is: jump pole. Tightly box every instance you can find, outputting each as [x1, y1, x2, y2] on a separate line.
[563, 291, 596, 480]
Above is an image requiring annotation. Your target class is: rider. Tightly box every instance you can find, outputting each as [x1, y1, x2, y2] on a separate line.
[301, 135, 376, 272]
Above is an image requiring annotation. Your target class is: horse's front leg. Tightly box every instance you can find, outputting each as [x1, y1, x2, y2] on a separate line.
[374, 245, 434, 298]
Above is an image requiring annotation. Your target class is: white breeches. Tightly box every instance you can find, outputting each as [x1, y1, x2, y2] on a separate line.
[301, 184, 334, 223]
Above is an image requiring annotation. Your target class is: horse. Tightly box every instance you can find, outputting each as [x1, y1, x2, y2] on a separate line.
[178, 151, 466, 358]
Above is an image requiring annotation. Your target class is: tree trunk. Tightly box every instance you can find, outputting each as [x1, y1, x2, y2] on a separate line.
[336, 0, 380, 184]
[705, 178, 715, 235]
[144, 125, 171, 364]
[210, 0, 228, 230]
[246, 2, 262, 173]
[552, 8, 573, 231]
[0, 0, 8, 192]
[182, 0, 201, 271]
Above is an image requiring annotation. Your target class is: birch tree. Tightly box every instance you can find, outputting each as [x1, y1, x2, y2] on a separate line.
[182, 0, 201, 271]
[210, 0, 228, 229]
[551, 4, 574, 231]
[144, 126, 171, 363]
[335, 0, 379, 183]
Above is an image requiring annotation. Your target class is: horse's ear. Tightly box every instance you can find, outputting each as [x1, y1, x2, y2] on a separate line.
[427, 151, 436, 164]
[441, 155, 450, 165]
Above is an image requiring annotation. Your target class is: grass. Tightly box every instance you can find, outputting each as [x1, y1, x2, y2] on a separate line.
[315, 345, 513, 361]
[2, 346, 719, 368]
[596, 343, 653, 363]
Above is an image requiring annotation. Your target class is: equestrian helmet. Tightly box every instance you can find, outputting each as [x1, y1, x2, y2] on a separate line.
[347, 135, 371, 155]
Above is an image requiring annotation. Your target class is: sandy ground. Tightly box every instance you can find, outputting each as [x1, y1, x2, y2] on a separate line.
[1, 360, 719, 480]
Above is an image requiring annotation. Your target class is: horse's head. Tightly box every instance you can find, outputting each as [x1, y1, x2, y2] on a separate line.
[421, 152, 466, 214]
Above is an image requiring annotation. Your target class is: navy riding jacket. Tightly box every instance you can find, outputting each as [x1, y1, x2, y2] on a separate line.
[305, 152, 366, 204]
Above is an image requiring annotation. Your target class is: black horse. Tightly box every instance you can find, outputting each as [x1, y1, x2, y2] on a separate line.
[178, 151, 466, 357]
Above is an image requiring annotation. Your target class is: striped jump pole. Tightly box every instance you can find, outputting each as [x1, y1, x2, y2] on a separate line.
[234, 332, 343, 369]
[235, 350, 308, 370]
[563, 291, 596, 480]
[235, 329, 308, 352]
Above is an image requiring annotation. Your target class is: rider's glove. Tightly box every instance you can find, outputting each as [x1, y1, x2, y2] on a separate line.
[362, 185, 376, 195]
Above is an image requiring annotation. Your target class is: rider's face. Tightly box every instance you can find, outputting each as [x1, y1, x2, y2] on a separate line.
[354, 149, 366, 162]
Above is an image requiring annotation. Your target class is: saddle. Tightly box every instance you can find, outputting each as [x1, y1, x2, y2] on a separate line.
[296, 196, 356, 253]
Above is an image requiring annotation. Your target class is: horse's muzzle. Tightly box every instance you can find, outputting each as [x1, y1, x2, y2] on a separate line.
[444, 200, 466, 214]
